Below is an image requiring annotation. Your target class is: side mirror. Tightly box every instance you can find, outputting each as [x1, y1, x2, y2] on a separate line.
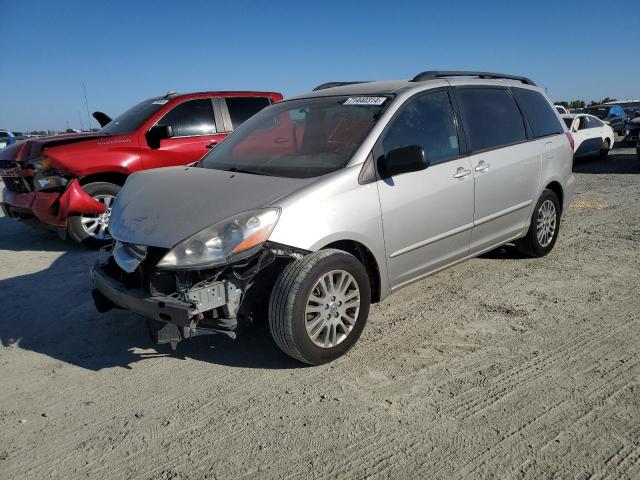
[380, 145, 429, 178]
[146, 125, 174, 149]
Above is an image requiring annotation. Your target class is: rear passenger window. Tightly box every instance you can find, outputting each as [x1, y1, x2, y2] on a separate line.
[226, 97, 272, 129]
[382, 90, 460, 165]
[456, 87, 527, 152]
[586, 116, 602, 128]
[158, 99, 216, 137]
[512, 88, 563, 138]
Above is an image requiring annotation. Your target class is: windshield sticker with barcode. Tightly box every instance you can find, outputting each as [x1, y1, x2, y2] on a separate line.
[152, 100, 169, 105]
[343, 97, 387, 106]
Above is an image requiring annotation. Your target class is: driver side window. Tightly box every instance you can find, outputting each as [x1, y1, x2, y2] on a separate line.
[382, 91, 460, 165]
[157, 99, 216, 137]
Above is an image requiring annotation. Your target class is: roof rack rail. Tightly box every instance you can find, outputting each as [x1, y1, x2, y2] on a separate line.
[411, 71, 536, 86]
[313, 81, 372, 91]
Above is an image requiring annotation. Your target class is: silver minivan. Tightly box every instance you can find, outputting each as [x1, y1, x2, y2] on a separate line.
[92, 71, 575, 364]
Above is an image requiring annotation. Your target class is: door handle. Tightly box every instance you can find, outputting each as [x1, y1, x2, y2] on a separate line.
[205, 141, 218, 149]
[274, 137, 289, 144]
[475, 161, 490, 172]
[453, 167, 472, 178]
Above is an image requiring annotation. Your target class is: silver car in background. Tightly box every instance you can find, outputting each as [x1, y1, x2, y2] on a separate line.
[91, 71, 575, 364]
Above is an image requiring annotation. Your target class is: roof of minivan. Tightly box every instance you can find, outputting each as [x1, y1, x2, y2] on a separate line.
[290, 78, 541, 100]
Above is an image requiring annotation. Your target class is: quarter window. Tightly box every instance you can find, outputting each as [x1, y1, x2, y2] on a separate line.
[382, 91, 460, 165]
[157, 99, 216, 137]
[512, 88, 564, 138]
[456, 87, 527, 152]
[226, 97, 272, 129]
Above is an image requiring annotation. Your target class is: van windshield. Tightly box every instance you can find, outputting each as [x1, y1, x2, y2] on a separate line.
[199, 96, 388, 178]
[100, 98, 167, 135]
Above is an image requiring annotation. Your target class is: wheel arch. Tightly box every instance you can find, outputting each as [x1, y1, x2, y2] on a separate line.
[545, 180, 564, 214]
[322, 239, 382, 303]
[79, 171, 129, 187]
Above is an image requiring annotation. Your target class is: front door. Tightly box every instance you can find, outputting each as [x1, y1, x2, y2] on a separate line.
[376, 89, 474, 290]
[142, 98, 227, 169]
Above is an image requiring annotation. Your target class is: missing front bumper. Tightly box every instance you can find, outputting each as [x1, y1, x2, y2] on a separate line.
[90, 263, 234, 328]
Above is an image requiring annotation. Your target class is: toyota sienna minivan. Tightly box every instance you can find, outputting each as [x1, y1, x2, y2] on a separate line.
[91, 71, 575, 364]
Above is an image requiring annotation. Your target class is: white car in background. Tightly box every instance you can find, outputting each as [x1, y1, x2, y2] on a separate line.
[561, 114, 614, 159]
[555, 105, 569, 115]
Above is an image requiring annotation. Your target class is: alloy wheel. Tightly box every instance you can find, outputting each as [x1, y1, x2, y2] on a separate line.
[536, 199, 556, 248]
[304, 269, 361, 348]
[80, 194, 114, 241]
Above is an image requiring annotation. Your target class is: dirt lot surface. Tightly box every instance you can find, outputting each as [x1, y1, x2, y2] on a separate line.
[1, 147, 639, 480]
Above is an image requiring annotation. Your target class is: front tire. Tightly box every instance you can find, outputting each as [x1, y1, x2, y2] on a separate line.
[599, 139, 610, 158]
[67, 181, 120, 247]
[515, 189, 561, 258]
[269, 249, 371, 365]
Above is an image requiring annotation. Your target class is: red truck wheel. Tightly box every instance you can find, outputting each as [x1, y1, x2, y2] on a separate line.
[67, 182, 121, 247]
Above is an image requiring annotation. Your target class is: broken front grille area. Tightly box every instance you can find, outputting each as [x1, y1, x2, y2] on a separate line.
[103, 246, 174, 294]
[2, 176, 34, 193]
[0, 160, 35, 193]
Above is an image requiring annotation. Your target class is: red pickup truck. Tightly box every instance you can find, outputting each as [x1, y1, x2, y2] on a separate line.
[0, 90, 282, 245]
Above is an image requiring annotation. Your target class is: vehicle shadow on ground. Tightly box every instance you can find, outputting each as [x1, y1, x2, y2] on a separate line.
[0, 216, 79, 252]
[478, 244, 524, 260]
[0, 218, 300, 371]
[573, 149, 639, 174]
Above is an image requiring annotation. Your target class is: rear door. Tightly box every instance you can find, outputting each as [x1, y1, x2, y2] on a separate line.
[574, 116, 601, 157]
[141, 98, 227, 169]
[376, 89, 474, 289]
[454, 86, 540, 253]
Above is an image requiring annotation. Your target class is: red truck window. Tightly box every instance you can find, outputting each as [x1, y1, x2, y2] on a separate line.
[157, 99, 217, 137]
[226, 97, 271, 129]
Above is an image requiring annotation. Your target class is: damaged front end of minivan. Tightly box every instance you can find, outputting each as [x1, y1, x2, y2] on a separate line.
[91, 239, 307, 348]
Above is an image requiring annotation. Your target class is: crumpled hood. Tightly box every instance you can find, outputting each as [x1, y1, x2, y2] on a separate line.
[0, 132, 109, 163]
[109, 166, 315, 248]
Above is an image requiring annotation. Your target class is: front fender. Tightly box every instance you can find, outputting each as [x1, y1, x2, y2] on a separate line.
[58, 179, 106, 220]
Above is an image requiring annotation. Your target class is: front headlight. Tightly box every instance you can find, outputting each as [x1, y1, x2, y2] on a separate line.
[156, 208, 280, 270]
[32, 156, 70, 190]
[32, 156, 54, 171]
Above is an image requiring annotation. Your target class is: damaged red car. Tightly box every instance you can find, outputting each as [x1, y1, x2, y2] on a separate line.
[0, 90, 282, 245]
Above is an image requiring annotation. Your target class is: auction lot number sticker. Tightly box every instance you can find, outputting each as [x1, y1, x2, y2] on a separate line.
[344, 97, 387, 106]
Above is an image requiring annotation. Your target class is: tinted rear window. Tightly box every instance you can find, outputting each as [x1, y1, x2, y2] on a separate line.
[563, 118, 573, 128]
[456, 87, 527, 152]
[512, 88, 564, 138]
[226, 97, 272, 129]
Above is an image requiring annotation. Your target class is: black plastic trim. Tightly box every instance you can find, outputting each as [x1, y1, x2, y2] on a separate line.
[91, 263, 194, 327]
[411, 70, 536, 86]
[313, 81, 372, 91]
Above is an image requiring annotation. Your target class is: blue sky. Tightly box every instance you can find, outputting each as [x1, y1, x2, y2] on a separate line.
[1, 0, 639, 131]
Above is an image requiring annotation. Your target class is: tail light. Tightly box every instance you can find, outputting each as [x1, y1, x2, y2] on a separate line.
[565, 132, 575, 151]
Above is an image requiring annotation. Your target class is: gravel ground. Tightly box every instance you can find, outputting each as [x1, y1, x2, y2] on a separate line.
[0, 146, 639, 480]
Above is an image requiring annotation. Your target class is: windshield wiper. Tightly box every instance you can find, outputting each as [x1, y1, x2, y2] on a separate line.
[224, 167, 267, 176]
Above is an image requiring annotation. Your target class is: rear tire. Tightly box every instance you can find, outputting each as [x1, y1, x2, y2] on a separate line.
[269, 249, 371, 365]
[515, 189, 561, 258]
[67, 181, 120, 247]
